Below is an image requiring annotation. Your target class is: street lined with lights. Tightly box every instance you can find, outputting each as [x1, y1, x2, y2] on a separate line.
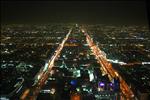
[81, 28, 134, 99]
[20, 28, 72, 100]
[21, 25, 135, 100]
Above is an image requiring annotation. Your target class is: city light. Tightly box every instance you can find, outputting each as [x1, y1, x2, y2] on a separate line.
[99, 82, 105, 87]
[1, 20, 149, 100]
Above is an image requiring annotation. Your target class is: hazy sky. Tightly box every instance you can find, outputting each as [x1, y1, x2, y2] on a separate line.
[1, 0, 149, 25]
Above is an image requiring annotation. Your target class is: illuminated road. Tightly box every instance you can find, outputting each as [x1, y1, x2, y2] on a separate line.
[20, 25, 135, 100]
[20, 28, 72, 100]
[7, 77, 24, 98]
[81, 28, 135, 99]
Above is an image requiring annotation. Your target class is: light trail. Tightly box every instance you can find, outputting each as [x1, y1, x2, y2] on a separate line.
[81, 28, 134, 99]
[7, 77, 24, 98]
[20, 89, 30, 100]
[107, 59, 127, 65]
[20, 28, 72, 100]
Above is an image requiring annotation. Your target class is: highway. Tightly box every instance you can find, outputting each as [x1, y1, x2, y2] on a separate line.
[5, 77, 24, 98]
[81, 28, 135, 99]
[20, 28, 72, 100]
[20, 25, 135, 100]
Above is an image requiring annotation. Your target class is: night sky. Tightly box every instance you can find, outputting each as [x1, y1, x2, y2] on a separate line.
[1, 0, 149, 25]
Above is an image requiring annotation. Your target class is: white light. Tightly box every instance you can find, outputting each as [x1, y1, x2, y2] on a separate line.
[37, 74, 41, 80]
[76, 88, 80, 92]
[107, 59, 126, 65]
[43, 63, 48, 72]
[0, 97, 9, 100]
[73, 70, 81, 77]
[82, 29, 85, 33]
[89, 73, 94, 82]
[142, 62, 150, 65]
[50, 88, 55, 94]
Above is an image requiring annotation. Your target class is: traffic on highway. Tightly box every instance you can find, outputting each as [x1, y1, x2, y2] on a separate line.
[81, 27, 135, 99]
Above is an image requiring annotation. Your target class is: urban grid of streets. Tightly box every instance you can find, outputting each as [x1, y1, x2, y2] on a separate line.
[20, 25, 134, 100]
